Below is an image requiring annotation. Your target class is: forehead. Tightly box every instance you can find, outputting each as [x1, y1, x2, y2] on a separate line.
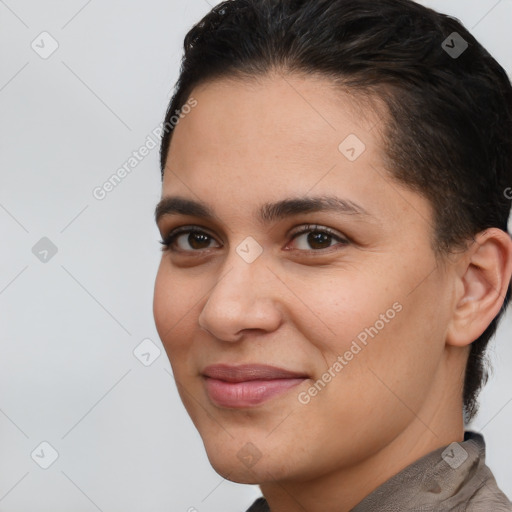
[160, 74, 433, 235]
[165, 74, 383, 182]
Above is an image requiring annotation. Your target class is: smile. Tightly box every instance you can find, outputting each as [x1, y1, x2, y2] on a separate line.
[203, 377, 307, 408]
[201, 363, 309, 408]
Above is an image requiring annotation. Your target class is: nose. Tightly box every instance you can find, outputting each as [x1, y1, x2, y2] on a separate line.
[197, 251, 283, 342]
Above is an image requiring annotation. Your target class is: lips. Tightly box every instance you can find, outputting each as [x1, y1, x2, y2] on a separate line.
[201, 364, 308, 382]
[201, 364, 309, 408]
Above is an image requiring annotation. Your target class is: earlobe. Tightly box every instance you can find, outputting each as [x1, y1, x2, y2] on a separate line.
[446, 228, 512, 348]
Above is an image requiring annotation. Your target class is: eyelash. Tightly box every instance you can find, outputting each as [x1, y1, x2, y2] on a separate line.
[159, 224, 349, 254]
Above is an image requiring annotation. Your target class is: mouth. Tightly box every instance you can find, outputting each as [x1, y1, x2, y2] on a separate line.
[201, 364, 309, 408]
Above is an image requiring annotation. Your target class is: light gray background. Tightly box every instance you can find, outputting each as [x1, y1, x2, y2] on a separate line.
[0, 1, 511, 511]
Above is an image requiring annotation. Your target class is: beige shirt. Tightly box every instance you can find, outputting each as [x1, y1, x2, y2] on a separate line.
[245, 431, 512, 511]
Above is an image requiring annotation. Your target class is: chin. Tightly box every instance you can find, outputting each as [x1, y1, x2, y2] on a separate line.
[206, 451, 266, 484]
[203, 437, 307, 486]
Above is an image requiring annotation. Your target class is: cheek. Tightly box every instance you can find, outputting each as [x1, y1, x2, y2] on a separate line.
[318, 283, 446, 421]
[293, 262, 445, 404]
[153, 266, 198, 356]
[282, 267, 395, 359]
[292, 301, 440, 467]
[153, 266, 172, 339]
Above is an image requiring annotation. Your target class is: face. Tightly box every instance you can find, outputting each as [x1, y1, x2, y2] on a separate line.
[153, 73, 459, 484]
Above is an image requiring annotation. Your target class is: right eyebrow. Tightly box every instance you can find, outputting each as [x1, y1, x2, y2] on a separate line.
[155, 196, 217, 225]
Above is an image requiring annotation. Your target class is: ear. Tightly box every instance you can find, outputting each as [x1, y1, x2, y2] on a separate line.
[446, 228, 512, 348]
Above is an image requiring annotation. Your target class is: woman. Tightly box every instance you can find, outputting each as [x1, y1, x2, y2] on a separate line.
[153, 0, 512, 510]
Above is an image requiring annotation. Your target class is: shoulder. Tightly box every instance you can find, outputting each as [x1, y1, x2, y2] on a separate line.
[462, 433, 512, 511]
[463, 471, 512, 512]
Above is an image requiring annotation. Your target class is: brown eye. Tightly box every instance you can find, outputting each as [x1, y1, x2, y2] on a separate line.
[289, 225, 349, 251]
[183, 232, 214, 250]
[160, 227, 221, 252]
[306, 231, 332, 249]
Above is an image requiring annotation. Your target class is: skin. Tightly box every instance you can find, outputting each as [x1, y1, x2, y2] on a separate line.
[153, 73, 512, 512]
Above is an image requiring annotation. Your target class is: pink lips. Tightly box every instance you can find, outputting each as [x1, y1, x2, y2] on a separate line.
[202, 364, 308, 408]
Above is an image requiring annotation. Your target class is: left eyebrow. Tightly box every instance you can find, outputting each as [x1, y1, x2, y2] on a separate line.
[155, 194, 373, 226]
